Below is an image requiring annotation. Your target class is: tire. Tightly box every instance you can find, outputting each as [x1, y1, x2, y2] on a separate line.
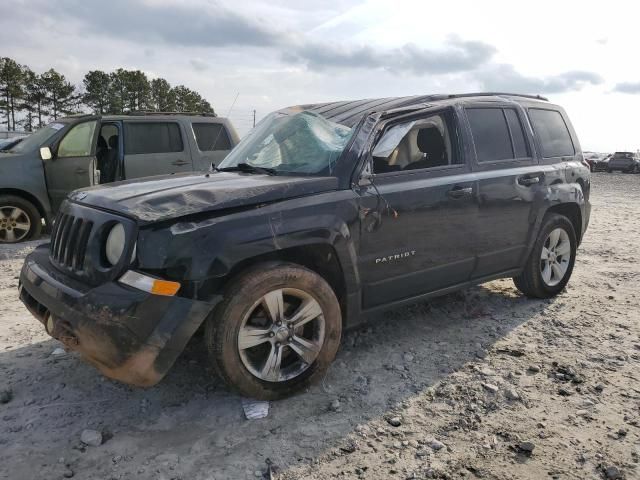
[513, 213, 577, 299]
[0, 195, 42, 243]
[205, 262, 342, 400]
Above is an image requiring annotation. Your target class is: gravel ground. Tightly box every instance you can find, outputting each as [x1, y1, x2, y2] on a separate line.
[1, 173, 639, 480]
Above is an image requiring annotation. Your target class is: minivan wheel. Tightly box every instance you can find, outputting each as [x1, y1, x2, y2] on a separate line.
[513, 214, 577, 299]
[205, 263, 342, 400]
[0, 195, 42, 243]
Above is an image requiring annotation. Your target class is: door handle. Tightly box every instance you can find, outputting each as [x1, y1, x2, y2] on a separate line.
[518, 175, 541, 186]
[75, 168, 87, 174]
[447, 186, 473, 199]
[171, 159, 189, 166]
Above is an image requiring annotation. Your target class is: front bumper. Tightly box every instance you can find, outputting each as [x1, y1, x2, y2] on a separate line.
[19, 245, 216, 387]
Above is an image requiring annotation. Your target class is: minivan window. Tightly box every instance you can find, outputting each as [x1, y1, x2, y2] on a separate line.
[466, 108, 513, 162]
[58, 121, 97, 158]
[528, 109, 574, 158]
[124, 122, 183, 155]
[193, 123, 231, 151]
[8, 122, 65, 154]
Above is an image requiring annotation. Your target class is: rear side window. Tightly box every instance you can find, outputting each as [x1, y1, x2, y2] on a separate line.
[124, 122, 183, 155]
[528, 109, 574, 158]
[192, 123, 231, 151]
[467, 108, 530, 162]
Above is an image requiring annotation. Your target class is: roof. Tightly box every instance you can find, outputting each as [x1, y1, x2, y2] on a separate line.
[296, 92, 549, 127]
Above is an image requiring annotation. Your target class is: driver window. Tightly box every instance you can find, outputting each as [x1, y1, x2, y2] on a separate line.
[372, 112, 459, 174]
[58, 121, 97, 158]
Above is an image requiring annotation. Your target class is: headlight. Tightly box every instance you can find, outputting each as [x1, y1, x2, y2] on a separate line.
[105, 223, 126, 266]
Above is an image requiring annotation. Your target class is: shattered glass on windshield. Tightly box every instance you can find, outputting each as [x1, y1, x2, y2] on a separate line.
[218, 110, 353, 175]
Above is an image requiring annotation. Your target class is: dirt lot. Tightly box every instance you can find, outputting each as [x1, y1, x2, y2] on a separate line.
[1, 173, 639, 480]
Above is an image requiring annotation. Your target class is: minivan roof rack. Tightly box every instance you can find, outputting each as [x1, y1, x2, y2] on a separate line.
[442, 92, 549, 102]
[124, 111, 218, 117]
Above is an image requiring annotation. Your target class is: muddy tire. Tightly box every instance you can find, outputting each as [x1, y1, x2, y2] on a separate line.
[0, 195, 42, 243]
[205, 262, 342, 400]
[513, 214, 577, 299]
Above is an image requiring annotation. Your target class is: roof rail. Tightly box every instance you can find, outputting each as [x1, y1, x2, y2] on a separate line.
[124, 111, 218, 117]
[439, 92, 549, 102]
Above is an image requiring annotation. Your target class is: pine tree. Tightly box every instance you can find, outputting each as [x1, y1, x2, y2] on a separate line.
[150, 78, 174, 111]
[0, 57, 25, 130]
[82, 70, 111, 114]
[20, 68, 49, 130]
[41, 69, 78, 120]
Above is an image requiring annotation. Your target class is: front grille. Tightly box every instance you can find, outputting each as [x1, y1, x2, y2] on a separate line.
[49, 213, 94, 272]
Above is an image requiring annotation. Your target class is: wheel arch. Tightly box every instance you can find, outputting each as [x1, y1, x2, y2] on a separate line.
[545, 202, 583, 244]
[0, 188, 48, 225]
[216, 243, 349, 323]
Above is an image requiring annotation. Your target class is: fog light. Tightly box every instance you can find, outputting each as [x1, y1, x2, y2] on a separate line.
[119, 271, 181, 296]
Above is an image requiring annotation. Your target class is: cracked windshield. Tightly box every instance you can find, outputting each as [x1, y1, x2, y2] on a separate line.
[217, 110, 353, 175]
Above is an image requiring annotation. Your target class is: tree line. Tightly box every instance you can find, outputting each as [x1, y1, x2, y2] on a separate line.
[0, 57, 215, 132]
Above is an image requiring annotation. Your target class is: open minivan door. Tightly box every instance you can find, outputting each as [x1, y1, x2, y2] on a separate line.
[43, 117, 101, 212]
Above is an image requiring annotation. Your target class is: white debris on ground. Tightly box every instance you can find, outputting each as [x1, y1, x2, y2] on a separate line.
[0, 173, 639, 480]
[242, 398, 270, 420]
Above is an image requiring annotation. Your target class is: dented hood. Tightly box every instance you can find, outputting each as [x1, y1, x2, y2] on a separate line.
[69, 171, 339, 224]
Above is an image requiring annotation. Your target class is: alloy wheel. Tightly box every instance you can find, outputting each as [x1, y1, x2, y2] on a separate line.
[0, 206, 31, 243]
[237, 288, 325, 382]
[540, 228, 571, 287]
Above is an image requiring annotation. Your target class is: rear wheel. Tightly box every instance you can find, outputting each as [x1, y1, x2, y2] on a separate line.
[513, 214, 576, 299]
[205, 263, 342, 400]
[0, 195, 42, 243]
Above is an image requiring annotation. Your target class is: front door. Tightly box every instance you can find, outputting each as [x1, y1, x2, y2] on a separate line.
[44, 119, 99, 212]
[122, 121, 193, 179]
[356, 109, 478, 309]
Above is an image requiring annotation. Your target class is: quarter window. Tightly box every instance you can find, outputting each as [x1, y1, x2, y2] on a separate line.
[466, 108, 530, 162]
[124, 122, 184, 155]
[58, 121, 97, 158]
[193, 123, 232, 151]
[504, 109, 529, 158]
[528, 109, 574, 158]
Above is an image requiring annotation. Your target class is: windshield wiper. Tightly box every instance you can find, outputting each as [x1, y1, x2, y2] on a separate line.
[216, 163, 278, 175]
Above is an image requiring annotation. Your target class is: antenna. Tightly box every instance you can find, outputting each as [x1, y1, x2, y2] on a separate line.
[209, 93, 240, 168]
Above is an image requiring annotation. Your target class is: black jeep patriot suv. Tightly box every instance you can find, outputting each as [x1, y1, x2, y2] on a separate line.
[19, 93, 591, 399]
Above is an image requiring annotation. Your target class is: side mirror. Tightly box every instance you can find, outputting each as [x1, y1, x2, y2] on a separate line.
[40, 147, 52, 161]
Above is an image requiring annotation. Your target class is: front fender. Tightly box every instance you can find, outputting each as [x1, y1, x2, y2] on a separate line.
[136, 190, 362, 295]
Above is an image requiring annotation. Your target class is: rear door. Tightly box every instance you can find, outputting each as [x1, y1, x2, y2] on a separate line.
[190, 122, 234, 170]
[122, 120, 192, 179]
[44, 119, 99, 211]
[464, 104, 545, 278]
[356, 108, 478, 309]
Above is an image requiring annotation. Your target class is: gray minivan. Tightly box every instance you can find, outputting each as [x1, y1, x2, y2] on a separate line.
[0, 113, 239, 243]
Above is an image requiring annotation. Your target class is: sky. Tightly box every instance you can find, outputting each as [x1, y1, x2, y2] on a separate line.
[1, 0, 638, 151]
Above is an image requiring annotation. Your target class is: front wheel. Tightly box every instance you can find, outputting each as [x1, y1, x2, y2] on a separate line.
[205, 263, 342, 400]
[513, 214, 577, 299]
[0, 195, 42, 243]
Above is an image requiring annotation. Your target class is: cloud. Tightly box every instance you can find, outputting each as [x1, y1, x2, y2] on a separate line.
[476, 65, 603, 94]
[38, 0, 285, 48]
[190, 58, 209, 72]
[283, 37, 497, 74]
[612, 82, 640, 94]
[0, 0, 604, 97]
